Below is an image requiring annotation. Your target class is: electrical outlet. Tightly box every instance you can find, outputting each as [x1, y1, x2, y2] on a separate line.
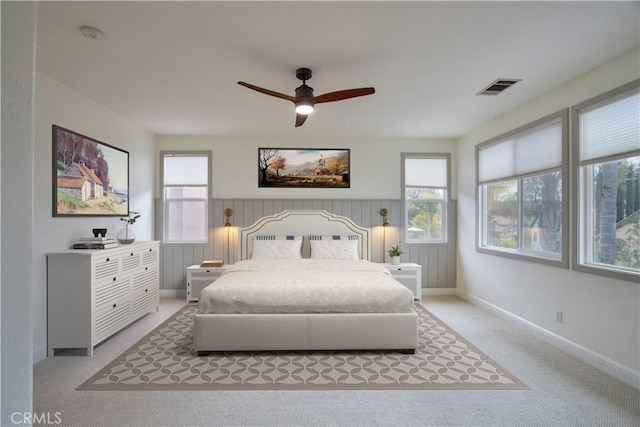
[556, 311, 563, 323]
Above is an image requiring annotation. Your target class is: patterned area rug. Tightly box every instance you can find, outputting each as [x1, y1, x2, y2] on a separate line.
[78, 304, 527, 390]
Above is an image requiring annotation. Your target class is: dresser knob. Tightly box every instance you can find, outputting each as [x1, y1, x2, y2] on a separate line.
[113, 277, 116, 281]
[145, 289, 148, 292]
[130, 253, 134, 256]
[113, 303, 117, 308]
[106, 258, 110, 262]
[145, 267, 148, 271]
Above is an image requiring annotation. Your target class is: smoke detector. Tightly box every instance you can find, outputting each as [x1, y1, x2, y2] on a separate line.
[476, 78, 522, 96]
[80, 26, 103, 40]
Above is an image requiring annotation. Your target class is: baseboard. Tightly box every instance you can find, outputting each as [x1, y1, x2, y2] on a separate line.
[458, 290, 640, 390]
[422, 287, 457, 296]
[160, 289, 186, 298]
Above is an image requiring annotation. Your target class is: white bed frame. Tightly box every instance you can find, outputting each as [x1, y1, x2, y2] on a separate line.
[194, 210, 418, 354]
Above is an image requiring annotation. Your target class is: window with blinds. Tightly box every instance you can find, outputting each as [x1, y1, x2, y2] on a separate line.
[161, 152, 211, 243]
[402, 154, 450, 244]
[573, 81, 640, 281]
[476, 110, 568, 266]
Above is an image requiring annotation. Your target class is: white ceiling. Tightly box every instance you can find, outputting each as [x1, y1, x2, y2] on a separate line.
[36, 1, 639, 139]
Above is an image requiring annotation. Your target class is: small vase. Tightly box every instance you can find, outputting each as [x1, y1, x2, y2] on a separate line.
[116, 226, 136, 244]
[390, 256, 400, 265]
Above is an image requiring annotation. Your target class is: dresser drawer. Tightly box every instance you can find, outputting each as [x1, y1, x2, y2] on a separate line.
[93, 255, 119, 281]
[132, 268, 158, 292]
[95, 277, 130, 310]
[121, 250, 142, 272]
[132, 287, 159, 319]
[95, 300, 131, 343]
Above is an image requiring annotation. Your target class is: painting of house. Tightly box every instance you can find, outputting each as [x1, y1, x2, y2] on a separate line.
[57, 161, 104, 201]
[53, 126, 128, 216]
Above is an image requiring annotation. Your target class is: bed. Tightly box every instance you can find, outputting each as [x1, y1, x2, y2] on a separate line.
[194, 210, 418, 354]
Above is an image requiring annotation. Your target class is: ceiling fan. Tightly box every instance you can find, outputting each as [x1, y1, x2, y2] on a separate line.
[238, 68, 375, 127]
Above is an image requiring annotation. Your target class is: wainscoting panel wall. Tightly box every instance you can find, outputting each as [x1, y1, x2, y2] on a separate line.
[156, 199, 457, 291]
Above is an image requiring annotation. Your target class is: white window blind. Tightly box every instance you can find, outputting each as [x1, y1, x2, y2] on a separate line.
[580, 91, 640, 163]
[164, 155, 208, 185]
[405, 157, 447, 187]
[478, 118, 563, 183]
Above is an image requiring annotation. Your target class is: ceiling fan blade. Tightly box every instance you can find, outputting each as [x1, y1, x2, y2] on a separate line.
[295, 113, 308, 127]
[237, 82, 296, 103]
[314, 87, 375, 104]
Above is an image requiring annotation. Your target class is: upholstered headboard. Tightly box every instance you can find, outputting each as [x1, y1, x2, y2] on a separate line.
[240, 210, 371, 261]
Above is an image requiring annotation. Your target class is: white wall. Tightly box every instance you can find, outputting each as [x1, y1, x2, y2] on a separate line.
[33, 73, 156, 363]
[457, 48, 640, 384]
[156, 136, 456, 200]
[1, 1, 37, 422]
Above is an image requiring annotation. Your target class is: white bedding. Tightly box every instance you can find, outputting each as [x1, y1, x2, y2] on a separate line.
[197, 259, 414, 314]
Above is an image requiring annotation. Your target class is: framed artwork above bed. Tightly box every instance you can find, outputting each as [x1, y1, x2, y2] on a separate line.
[258, 148, 350, 188]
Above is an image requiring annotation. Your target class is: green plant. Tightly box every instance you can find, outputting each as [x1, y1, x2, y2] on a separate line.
[120, 211, 140, 226]
[388, 245, 404, 258]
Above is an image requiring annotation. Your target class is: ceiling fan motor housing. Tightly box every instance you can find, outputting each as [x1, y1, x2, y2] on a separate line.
[295, 85, 314, 98]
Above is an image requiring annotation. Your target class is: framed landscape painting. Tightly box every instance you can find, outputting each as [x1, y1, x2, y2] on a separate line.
[52, 125, 129, 217]
[258, 148, 350, 188]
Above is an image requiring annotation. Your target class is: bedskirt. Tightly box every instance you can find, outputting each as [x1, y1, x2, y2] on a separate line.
[194, 311, 418, 353]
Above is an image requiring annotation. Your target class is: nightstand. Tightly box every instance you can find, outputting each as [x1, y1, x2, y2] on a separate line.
[381, 262, 422, 300]
[186, 265, 227, 302]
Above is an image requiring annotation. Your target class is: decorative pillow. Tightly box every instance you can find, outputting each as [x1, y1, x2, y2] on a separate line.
[307, 235, 359, 241]
[251, 239, 302, 259]
[309, 239, 360, 261]
[254, 235, 302, 241]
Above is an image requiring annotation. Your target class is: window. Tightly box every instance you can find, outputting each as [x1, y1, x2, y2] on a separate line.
[402, 154, 449, 244]
[476, 111, 568, 266]
[161, 152, 210, 243]
[573, 81, 639, 281]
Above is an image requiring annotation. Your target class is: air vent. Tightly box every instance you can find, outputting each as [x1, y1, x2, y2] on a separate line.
[476, 78, 522, 96]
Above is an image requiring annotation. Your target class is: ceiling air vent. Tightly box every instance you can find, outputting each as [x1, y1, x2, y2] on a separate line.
[476, 78, 522, 96]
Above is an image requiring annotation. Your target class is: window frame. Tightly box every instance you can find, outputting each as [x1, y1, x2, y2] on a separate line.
[401, 153, 451, 245]
[475, 110, 569, 268]
[160, 151, 211, 244]
[571, 79, 640, 282]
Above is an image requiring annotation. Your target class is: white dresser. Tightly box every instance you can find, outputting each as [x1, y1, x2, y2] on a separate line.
[186, 265, 227, 302]
[47, 241, 160, 356]
[381, 262, 422, 300]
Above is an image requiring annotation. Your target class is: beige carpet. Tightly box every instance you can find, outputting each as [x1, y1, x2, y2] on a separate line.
[78, 303, 527, 390]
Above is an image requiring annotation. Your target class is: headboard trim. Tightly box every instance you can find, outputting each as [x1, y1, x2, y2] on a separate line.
[240, 210, 371, 260]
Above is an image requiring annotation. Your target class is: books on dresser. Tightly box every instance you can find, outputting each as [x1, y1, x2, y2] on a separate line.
[72, 239, 119, 250]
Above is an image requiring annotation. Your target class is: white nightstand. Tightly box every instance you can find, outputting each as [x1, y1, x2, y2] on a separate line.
[186, 265, 227, 302]
[381, 263, 422, 300]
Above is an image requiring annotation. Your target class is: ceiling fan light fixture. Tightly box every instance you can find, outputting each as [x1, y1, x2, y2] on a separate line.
[238, 67, 374, 126]
[295, 102, 314, 115]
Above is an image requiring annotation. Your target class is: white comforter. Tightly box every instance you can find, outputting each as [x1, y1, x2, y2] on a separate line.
[197, 259, 414, 314]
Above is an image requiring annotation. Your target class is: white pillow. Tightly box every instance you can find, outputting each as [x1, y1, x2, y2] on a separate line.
[251, 239, 302, 259]
[310, 239, 360, 261]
